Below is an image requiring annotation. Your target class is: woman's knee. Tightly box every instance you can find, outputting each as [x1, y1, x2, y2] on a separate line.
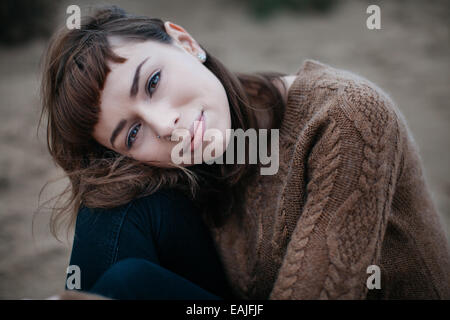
[95, 258, 151, 284]
[89, 258, 160, 299]
[90, 258, 222, 300]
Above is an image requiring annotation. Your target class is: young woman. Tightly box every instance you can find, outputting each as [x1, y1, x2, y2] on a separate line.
[40, 6, 450, 299]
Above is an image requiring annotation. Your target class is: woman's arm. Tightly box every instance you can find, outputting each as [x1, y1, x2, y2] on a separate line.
[270, 84, 402, 299]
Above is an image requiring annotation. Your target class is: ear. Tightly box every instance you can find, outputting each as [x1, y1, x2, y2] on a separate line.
[164, 21, 205, 58]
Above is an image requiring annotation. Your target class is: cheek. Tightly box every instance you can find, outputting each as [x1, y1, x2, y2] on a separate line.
[204, 97, 231, 142]
[168, 59, 204, 100]
[199, 73, 229, 113]
[213, 85, 231, 127]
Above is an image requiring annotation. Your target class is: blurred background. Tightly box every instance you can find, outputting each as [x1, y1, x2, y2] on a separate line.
[0, 0, 448, 299]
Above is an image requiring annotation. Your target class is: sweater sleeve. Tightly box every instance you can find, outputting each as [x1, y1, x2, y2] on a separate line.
[269, 83, 402, 299]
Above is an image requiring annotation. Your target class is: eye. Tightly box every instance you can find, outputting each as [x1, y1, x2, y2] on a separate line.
[146, 70, 161, 97]
[126, 123, 141, 149]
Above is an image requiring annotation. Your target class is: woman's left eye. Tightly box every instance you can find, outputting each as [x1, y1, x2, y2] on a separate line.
[146, 70, 161, 97]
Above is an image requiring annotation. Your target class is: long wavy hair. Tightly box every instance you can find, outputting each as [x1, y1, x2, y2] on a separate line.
[39, 5, 287, 240]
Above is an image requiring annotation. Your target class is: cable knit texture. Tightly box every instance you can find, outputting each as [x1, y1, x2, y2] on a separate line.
[204, 59, 450, 300]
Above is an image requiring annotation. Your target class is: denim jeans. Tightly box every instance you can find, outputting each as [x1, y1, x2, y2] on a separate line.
[66, 188, 235, 300]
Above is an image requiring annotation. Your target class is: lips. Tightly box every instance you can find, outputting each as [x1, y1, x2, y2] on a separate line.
[190, 110, 205, 152]
[189, 110, 204, 140]
[179, 111, 204, 153]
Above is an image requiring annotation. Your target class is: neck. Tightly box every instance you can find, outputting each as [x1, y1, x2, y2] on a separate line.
[246, 75, 297, 130]
[274, 75, 297, 106]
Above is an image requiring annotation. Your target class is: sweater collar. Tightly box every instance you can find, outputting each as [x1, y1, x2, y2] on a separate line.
[279, 59, 328, 145]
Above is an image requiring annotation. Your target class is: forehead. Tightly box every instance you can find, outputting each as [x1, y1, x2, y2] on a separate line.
[107, 37, 164, 71]
[110, 36, 155, 54]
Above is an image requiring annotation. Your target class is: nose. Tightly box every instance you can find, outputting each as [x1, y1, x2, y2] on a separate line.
[137, 102, 180, 140]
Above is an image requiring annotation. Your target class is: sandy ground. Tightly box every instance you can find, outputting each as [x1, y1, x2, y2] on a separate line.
[0, 0, 448, 299]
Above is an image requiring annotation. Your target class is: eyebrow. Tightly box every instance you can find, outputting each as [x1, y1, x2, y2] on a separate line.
[109, 57, 151, 149]
[109, 119, 127, 148]
[130, 56, 150, 98]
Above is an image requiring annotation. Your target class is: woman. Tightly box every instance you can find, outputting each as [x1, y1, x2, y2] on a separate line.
[40, 6, 450, 299]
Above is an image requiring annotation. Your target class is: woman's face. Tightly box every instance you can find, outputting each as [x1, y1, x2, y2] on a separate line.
[92, 22, 231, 167]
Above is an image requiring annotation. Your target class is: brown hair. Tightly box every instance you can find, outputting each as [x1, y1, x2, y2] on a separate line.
[38, 5, 287, 240]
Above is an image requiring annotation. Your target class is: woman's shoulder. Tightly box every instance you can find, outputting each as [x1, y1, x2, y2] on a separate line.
[296, 59, 397, 110]
[287, 59, 403, 138]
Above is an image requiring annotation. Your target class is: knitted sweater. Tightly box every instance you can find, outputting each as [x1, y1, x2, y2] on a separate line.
[205, 60, 450, 299]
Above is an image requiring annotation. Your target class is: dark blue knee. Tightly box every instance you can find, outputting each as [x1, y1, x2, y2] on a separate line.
[90, 258, 222, 300]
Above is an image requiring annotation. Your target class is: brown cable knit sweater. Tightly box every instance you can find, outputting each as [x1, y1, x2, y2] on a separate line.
[205, 59, 450, 299]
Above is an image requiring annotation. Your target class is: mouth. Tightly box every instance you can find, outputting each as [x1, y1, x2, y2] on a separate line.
[189, 111, 203, 140]
[190, 110, 205, 152]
